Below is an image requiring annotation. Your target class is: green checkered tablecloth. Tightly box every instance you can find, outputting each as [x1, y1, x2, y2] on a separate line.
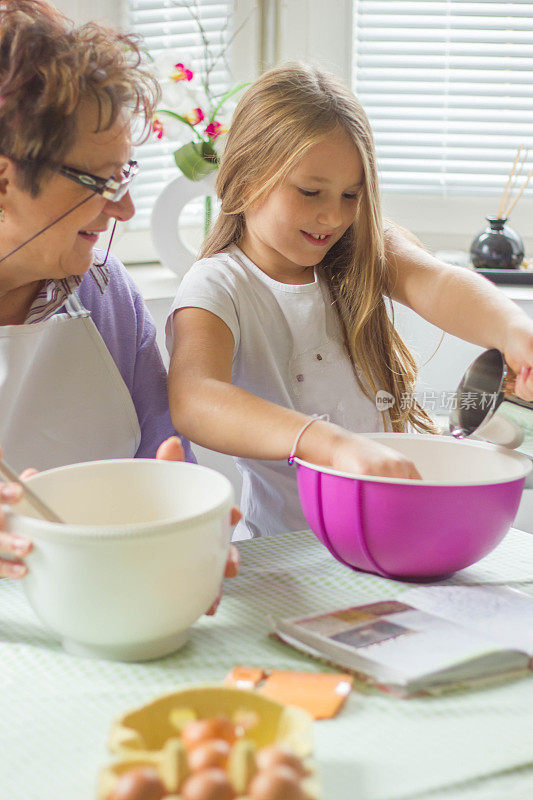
[1, 528, 533, 800]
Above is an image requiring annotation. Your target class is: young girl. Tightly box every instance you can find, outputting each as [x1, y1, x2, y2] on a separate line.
[167, 62, 533, 538]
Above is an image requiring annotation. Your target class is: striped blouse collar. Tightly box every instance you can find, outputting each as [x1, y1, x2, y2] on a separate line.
[25, 260, 110, 325]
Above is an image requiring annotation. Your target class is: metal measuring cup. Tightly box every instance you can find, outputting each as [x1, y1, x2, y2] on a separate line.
[449, 348, 533, 450]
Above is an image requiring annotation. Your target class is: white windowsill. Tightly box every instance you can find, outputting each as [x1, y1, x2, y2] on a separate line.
[127, 259, 533, 306]
[116, 188, 533, 273]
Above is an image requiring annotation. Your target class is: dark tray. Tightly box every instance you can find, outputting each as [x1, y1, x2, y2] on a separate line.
[474, 268, 533, 285]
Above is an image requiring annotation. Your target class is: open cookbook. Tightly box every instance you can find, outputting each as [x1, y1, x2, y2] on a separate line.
[272, 585, 533, 696]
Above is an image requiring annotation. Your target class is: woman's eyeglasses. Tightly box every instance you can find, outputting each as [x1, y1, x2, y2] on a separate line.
[58, 159, 138, 201]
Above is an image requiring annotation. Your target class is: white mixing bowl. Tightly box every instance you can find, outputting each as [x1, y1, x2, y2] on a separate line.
[6, 459, 234, 661]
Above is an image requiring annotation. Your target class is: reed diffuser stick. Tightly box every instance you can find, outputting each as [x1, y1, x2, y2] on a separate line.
[504, 169, 533, 218]
[508, 146, 528, 207]
[497, 145, 523, 218]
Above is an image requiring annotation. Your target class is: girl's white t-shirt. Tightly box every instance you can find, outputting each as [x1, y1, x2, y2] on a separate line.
[166, 245, 384, 538]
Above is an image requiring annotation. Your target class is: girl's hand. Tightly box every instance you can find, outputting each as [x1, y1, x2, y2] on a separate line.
[299, 423, 422, 480]
[330, 431, 423, 479]
[156, 436, 241, 615]
[0, 467, 36, 579]
[501, 317, 533, 402]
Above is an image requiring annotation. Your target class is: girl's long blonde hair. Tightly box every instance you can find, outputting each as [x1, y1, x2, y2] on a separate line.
[202, 62, 436, 433]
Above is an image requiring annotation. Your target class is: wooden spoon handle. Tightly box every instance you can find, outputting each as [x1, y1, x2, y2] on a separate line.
[0, 459, 63, 523]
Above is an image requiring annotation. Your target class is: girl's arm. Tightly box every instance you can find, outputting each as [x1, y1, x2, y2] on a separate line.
[385, 225, 533, 401]
[168, 307, 421, 478]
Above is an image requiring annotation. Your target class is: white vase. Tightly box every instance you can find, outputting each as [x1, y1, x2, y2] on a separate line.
[150, 172, 217, 278]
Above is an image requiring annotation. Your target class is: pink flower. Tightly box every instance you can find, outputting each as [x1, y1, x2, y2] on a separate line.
[205, 120, 227, 140]
[185, 107, 205, 126]
[152, 116, 164, 139]
[171, 62, 193, 82]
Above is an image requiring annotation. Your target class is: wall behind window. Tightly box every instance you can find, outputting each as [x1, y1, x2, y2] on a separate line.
[52, 0, 123, 26]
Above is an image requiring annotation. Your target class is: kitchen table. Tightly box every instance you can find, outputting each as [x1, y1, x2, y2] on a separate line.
[1, 528, 533, 800]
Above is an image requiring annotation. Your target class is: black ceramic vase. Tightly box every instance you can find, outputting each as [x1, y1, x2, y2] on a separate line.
[470, 217, 524, 269]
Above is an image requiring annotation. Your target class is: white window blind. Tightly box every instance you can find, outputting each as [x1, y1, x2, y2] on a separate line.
[352, 1, 533, 196]
[126, 0, 232, 228]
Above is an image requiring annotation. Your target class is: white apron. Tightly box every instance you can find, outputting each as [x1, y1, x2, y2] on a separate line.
[234, 276, 384, 539]
[0, 292, 141, 473]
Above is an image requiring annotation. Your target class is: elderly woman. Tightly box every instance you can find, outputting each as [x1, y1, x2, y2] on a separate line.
[0, 0, 239, 588]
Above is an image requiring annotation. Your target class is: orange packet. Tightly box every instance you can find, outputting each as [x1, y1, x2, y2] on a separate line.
[259, 671, 353, 720]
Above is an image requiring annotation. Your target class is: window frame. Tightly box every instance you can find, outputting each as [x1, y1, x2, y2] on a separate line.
[349, 1, 533, 255]
[55, 0, 260, 263]
[52, 0, 533, 258]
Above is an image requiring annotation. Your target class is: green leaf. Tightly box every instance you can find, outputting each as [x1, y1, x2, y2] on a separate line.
[173, 141, 219, 181]
[200, 140, 218, 162]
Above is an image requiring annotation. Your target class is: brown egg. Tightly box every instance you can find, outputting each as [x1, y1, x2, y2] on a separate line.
[181, 717, 238, 750]
[181, 768, 236, 800]
[188, 739, 231, 772]
[255, 746, 308, 778]
[107, 766, 167, 800]
[248, 765, 308, 800]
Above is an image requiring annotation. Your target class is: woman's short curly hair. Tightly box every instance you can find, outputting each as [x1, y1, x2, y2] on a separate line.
[0, 0, 160, 195]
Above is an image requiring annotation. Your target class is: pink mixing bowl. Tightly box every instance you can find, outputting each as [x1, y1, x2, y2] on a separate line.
[294, 433, 531, 580]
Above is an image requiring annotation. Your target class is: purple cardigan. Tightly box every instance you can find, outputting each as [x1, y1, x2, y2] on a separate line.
[74, 253, 194, 462]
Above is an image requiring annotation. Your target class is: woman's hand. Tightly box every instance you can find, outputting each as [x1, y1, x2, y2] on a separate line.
[299, 422, 422, 480]
[501, 317, 533, 402]
[156, 436, 241, 615]
[205, 507, 242, 616]
[0, 467, 36, 579]
[1, 435, 242, 594]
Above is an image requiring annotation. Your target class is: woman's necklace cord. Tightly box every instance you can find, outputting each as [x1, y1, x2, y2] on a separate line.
[0, 194, 93, 265]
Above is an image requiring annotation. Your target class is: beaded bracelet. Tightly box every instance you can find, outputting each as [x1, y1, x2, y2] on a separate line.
[287, 413, 330, 465]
